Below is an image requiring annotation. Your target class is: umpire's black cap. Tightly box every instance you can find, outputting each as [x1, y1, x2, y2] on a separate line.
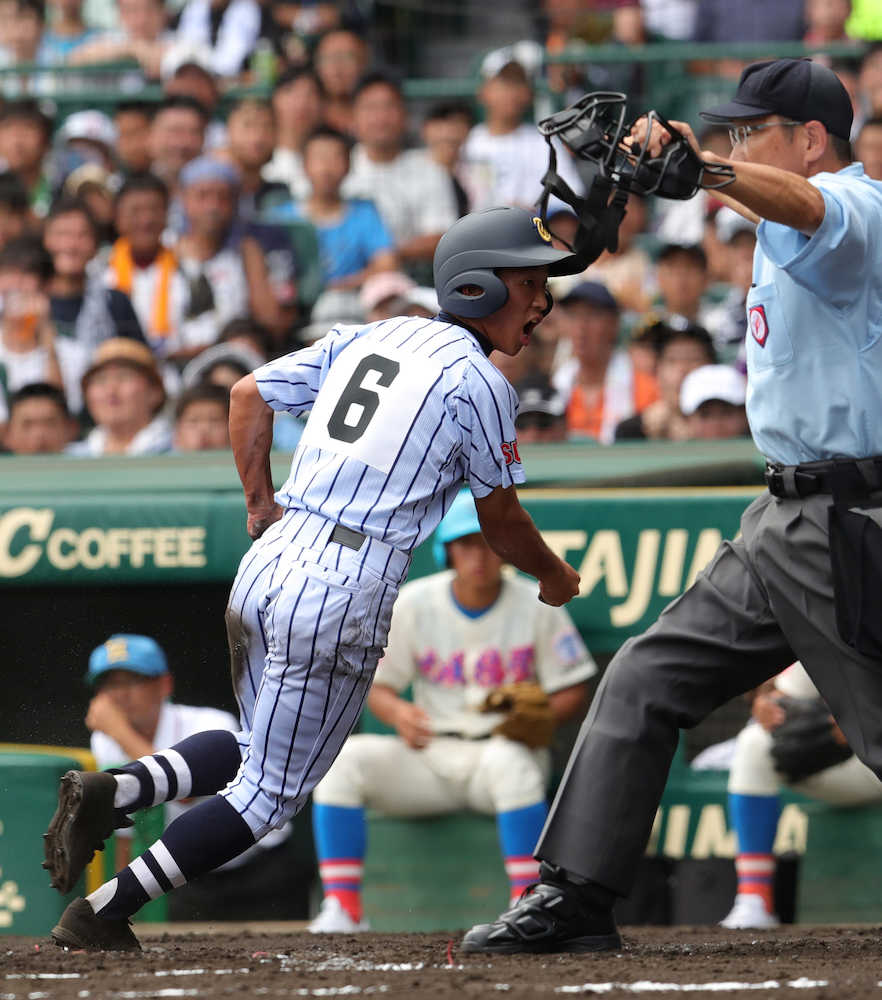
[700, 58, 853, 141]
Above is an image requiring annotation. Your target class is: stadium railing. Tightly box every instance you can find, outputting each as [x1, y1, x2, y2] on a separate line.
[0, 40, 866, 121]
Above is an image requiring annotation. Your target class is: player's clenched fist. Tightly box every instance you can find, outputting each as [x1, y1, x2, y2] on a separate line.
[246, 502, 284, 540]
[539, 559, 581, 606]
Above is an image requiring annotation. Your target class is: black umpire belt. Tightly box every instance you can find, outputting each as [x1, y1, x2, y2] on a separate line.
[329, 524, 366, 551]
[764, 457, 882, 499]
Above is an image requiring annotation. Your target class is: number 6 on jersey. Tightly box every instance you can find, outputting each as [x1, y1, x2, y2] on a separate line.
[300, 340, 443, 474]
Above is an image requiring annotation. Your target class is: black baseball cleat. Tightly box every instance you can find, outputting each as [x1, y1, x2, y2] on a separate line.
[461, 863, 622, 954]
[42, 770, 123, 894]
[51, 897, 141, 952]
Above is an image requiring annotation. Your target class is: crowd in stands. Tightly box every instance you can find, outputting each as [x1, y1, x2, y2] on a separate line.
[1, 0, 881, 457]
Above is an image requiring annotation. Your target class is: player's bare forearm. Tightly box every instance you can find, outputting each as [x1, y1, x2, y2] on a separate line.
[475, 486, 580, 605]
[230, 374, 282, 538]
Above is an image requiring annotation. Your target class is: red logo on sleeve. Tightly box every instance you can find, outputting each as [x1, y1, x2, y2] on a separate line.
[749, 305, 769, 347]
[501, 440, 521, 466]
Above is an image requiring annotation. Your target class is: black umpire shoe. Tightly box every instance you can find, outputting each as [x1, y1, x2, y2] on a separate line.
[43, 770, 124, 894]
[461, 863, 622, 954]
[51, 897, 141, 952]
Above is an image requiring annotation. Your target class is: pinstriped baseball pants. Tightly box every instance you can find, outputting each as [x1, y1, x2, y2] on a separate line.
[222, 508, 405, 838]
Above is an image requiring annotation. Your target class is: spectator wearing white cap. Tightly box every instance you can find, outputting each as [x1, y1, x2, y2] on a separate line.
[53, 110, 118, 196]
[460, 47, 582, 217]
[680, 364, 749, 440]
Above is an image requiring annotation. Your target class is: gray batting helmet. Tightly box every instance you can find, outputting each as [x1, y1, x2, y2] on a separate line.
[433, 207, 580, 319]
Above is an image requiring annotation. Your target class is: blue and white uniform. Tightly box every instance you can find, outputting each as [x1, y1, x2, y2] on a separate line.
[745, 163, 882, 464]
[222, 313, 524, 838]
[522, 162, 882, 900]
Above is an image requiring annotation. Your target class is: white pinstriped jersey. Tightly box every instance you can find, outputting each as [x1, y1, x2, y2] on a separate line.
[253, 315, 525, 553]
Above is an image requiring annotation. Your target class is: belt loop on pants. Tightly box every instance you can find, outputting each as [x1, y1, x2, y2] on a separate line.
[329, 524, 366, 551]
[282, 508, 412, 586]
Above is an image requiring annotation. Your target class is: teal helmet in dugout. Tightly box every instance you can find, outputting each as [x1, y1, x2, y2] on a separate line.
[432, 490, 483, 569]
[86, 633, 169, 686]
[433, 206, 580, 319]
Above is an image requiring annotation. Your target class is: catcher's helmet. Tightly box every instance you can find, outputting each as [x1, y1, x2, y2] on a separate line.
[433, 206, 579, 319]
[536, 91, 735, 203]
[432, 489, 482, 569]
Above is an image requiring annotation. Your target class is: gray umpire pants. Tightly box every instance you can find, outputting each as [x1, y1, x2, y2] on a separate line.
[537, 490, 882, 896]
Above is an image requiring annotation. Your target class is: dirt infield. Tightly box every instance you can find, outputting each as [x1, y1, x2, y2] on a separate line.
[3, 924, 882, 998]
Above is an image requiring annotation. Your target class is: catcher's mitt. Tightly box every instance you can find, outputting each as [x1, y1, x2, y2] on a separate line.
[480, 682, 556, 749]
[769, 695, 852, 784]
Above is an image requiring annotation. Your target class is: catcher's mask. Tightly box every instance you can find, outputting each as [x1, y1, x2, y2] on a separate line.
[538, 91, 735, 203]
[535, 92, 735, 262]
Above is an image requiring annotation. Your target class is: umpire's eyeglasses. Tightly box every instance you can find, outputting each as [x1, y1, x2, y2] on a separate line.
[728, 121, 802, 147]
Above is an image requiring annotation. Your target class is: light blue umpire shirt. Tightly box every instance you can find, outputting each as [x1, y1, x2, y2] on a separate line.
[745, 162, 882, 466]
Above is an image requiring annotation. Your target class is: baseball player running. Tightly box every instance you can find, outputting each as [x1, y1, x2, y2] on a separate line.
[309, 488, 597, 932]
[43, 206, 582, 951]
[462, 58, 882, 955]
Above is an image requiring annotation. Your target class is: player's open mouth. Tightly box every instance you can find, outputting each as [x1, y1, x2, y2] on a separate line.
[521, 319, 540, 344]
